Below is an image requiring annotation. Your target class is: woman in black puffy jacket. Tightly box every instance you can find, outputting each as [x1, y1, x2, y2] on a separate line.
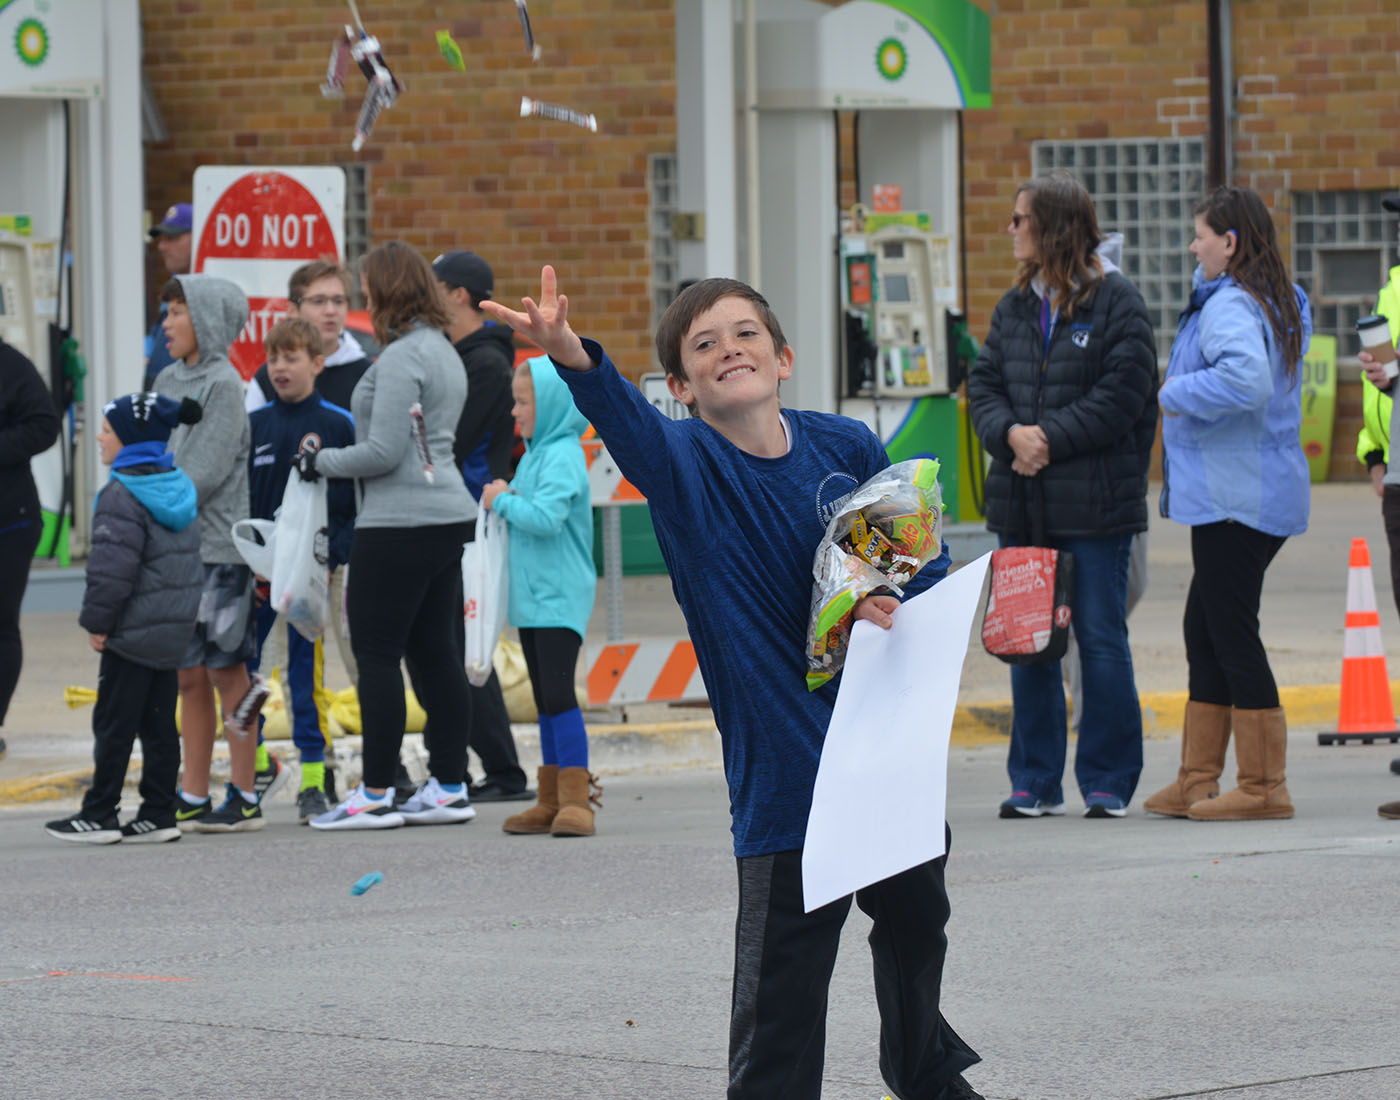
[0, 339, 61, 758]
[969, 172, 1158, 820]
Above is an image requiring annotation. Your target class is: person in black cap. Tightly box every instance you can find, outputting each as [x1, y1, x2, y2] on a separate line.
[143, 203, 194, 389]
[422, 249, 531, 801]
[1357, 193, 1400, 801]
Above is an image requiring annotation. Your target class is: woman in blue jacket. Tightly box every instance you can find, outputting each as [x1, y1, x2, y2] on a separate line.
[481, 356, 598, 836]
[1147, 186, 1310, 822]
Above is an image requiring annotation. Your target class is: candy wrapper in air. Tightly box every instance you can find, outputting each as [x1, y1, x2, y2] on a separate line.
[804, 458, 944, 690]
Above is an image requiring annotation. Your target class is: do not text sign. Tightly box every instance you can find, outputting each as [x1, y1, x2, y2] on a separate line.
[191, 167, 345, 379]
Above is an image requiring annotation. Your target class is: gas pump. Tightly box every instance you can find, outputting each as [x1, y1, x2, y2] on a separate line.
[0, 238, 39, 357]
[841, 218, 957, 397]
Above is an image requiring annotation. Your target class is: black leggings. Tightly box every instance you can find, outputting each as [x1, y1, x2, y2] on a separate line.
[518, 626, 581, 717]
[0, 520, 42, 726]
[1183, 520, 1287, 710]
[348, 522, 472, 789]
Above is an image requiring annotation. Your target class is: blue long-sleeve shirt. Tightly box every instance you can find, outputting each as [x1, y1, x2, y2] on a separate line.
[558, 341, 947, 857]
[248, 392, 357, 570]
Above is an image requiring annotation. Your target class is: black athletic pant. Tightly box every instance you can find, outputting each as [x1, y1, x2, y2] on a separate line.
[1183, 520, 1287, 710]
[1381, 487, 1400, 624]
[408, 564, 525, 790]
[80, 650, 180, 824]
[349, 522, 472, 789]
[518, 626, 582, 716]
[0, 520, 42, 726]
[729, 837, 979, 1100]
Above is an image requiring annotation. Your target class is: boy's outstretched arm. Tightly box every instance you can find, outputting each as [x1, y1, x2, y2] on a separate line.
[479, 265, 593, 370]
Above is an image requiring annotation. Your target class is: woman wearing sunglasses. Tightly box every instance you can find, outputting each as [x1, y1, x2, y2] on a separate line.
[969, 171, 1159, 820]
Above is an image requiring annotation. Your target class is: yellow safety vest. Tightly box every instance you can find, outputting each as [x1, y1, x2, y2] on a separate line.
[1355, 265, 1400, 466]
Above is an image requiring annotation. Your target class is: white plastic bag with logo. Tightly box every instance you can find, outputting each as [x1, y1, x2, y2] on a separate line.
[267, 470, 330, 641]
[463, 511, 510, 687]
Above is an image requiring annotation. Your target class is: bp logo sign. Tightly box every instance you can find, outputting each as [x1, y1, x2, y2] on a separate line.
[875, 36, 906, 82]
[14, 16, 47, 66]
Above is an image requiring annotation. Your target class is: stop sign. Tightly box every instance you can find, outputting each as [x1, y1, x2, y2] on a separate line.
[191, 167, 345, 379]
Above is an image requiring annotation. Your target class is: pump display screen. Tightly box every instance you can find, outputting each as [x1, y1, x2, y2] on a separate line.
[883, 273, 911, 302]
[0, 288, 7, 315]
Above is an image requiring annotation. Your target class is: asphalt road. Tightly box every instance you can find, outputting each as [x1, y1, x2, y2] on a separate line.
[4, 731, 1399, 1100]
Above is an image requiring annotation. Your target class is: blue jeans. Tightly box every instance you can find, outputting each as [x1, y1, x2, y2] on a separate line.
[1002, 532, 1143, 803]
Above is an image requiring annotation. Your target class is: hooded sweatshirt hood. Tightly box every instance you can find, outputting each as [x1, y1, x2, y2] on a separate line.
[174, 274, 249, 372]
[111, 467, 199, 531]
[523, 354, 589, 451]
[459, 321, 516, 362]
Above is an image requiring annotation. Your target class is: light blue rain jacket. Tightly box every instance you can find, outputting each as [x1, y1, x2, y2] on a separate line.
[493, 356, 597, 637]
[1159, 267, 1311, 536]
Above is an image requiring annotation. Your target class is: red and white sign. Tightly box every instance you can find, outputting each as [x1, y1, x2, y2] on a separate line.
[191, 166, 345, 380]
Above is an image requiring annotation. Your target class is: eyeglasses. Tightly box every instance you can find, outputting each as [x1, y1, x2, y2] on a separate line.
[1009, 213, 1029, 230]
[297, 295, 349, 309]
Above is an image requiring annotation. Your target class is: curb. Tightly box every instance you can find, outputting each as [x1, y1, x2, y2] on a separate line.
[0, 684, 1378, 807]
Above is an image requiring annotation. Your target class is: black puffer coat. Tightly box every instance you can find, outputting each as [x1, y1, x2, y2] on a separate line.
[969, 271, 1158, 539]
[80, 469, 202, 670]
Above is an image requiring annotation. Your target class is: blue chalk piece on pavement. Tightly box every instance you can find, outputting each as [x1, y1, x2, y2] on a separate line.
[350, 871, 384, 896]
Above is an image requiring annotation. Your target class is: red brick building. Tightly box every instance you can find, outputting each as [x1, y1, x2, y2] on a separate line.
[141, 0, 1400, 478]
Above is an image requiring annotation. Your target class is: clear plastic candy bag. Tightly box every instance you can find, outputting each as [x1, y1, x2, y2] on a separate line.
[804, 458, 944, 691]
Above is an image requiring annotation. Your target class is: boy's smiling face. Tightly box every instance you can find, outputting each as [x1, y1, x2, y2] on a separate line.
[668, 295, 792, 419]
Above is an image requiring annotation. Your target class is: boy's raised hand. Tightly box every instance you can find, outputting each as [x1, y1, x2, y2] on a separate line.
[480, 264, 592, 370]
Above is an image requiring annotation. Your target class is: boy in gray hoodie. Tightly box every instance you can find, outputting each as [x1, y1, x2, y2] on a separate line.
[153, 274, 268, 832]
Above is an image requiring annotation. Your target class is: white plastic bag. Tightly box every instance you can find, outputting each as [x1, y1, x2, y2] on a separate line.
[463, 511, 510, 687]
[268, 471, 331, 641]
[231, 518, 277, 581]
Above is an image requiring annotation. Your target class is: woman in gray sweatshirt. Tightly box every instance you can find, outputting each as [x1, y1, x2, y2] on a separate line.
[302, 242, 478, 830]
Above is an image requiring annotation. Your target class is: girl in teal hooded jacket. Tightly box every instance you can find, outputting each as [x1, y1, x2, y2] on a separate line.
[481, 356, 599, 836]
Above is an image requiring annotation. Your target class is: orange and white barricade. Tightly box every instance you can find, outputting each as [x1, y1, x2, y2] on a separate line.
[586, 640, 707, 707]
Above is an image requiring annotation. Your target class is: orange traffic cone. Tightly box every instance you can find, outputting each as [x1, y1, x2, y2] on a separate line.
[1318, 537, 1400, 745]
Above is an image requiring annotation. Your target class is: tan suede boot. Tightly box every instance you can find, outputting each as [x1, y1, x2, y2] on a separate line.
[550, 767, 602, 837]
[1143, 701, 1232, 817]
[503, 765, 559, 835]
[1187, 707, 1293, 820]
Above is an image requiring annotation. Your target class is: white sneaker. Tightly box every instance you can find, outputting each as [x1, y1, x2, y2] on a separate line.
[309, 784, 405, 831]
[399, 777, 476, 825]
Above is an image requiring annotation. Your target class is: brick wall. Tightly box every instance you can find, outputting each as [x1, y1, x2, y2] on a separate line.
[962, 0, 1400, 481]
[141, 0, 676, 381]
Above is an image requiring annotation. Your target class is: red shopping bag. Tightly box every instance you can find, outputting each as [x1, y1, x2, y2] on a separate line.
[980, 473, 1075, 665]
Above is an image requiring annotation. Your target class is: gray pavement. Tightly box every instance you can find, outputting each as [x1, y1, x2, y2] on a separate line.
[2, 734, 1398, 1100]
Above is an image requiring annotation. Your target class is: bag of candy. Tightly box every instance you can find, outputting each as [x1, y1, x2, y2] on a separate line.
[804, 458, 944, 690]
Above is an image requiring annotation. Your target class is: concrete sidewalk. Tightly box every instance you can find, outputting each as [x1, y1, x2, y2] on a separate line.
[5, 482, 1398, 806]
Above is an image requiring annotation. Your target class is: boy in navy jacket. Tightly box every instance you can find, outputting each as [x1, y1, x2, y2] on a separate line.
[45, 393, 203, 844]
[484, 269, 983, 1100]
[247, 317, 356, 822]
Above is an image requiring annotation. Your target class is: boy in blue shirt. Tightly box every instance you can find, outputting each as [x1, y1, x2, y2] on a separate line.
[484, 268, 982, 1100]
[247, 317, 356, 823]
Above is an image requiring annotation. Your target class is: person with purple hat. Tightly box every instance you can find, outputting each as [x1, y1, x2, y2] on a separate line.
[142, 202, 193, 389]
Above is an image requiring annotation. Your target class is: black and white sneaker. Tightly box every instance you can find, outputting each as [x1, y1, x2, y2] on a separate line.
[45, 815, 122, 844]
[120, 818, 181, 843]
[399, 777, 476, 825]
[254, 751, 288, 801]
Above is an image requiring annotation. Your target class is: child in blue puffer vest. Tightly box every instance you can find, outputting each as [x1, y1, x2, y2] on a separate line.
[480, 355, 598, 837]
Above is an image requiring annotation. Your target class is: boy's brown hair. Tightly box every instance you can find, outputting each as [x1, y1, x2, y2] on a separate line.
[265, 316, 324, 361]
[654, 278, 787, 382]
[359, 241, 451, 345]
[159, 277, 186, 304]
[289, 260, 351, 303]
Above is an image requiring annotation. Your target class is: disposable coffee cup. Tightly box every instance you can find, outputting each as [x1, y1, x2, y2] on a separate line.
[1357, 314, 1397, 377]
